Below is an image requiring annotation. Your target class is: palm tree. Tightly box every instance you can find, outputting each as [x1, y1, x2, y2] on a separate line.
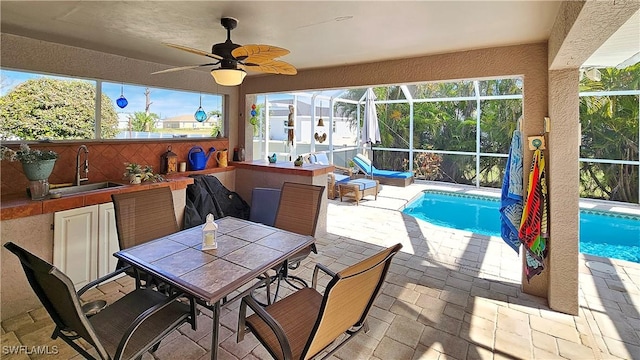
[208, 109, 223, 136]
[128, 111, 159, 132]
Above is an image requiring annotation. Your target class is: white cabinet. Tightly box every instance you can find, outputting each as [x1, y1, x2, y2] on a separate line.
[98, 203, 119, 278]
[53, 203, 120, 288]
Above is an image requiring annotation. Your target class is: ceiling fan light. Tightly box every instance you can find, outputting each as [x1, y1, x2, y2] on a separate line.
[211, 68, 247, 86]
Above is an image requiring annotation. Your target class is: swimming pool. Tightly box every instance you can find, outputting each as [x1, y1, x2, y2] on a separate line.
[402, 191, 640, 263]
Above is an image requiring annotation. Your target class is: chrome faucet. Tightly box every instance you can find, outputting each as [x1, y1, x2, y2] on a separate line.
[75, 145, 89, 186]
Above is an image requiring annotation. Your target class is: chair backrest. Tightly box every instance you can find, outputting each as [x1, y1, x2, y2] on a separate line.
[353, 154, 376, 175]
[3, 242, 109, 359]
[249, 187, 281, 226]
[310, 152, 330, 165]
[303, 243, 402, 359]
[273, 182, 324, 237]
[111, 186, 179, 250]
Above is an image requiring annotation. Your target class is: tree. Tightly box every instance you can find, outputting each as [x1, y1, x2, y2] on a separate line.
[0, 78, 119, 139]
[208, 109, 223, 136]
[579, 63, 639, 203]
[128, 111, 159, 132]
[336, 81, 522, 185]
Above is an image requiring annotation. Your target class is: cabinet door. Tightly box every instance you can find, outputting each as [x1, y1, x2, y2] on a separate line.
[53, 206, 98, 288]
[98, 202, 120, 278]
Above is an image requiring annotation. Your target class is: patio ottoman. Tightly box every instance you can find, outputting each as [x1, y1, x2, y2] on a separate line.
[338, 179, 379, 205]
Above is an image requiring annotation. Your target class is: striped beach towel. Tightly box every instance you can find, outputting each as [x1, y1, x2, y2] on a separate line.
[519, 148, 548, 282]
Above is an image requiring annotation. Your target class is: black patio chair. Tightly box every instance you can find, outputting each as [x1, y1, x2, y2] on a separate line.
[4, 242, 196, 360]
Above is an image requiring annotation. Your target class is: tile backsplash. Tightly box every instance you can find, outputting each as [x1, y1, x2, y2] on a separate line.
[1, 140, 228, 196]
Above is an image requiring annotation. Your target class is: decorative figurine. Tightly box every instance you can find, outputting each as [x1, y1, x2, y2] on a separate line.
[268, 153, 277, 163]
[294, 155, 303, 166]
[287, 105, 294, 146]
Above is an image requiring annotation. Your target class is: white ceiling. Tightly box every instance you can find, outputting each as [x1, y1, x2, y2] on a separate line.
[0, 1, 636, 76]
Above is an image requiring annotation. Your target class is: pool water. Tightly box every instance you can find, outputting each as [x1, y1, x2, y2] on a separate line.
[403, 191, 640, 263]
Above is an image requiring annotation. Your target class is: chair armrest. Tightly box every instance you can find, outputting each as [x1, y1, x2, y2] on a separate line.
[333, 164, 353, 176]
[312, 263, 336, 289]
[239, 295, 294, 360]
[114, 291, 191, 360]
[77, 265, 132, 297]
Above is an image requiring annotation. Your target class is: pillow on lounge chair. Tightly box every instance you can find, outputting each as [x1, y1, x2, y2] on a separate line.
[312, 152, 349, 182]
[311, 152, 330, 165]
[353, 154, 413, 179]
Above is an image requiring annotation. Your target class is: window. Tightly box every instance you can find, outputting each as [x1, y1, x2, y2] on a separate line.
[102, 82, 224, 139]
[579, 63, 639, 203]
[250, 78, 524, 186]
[0, 70, 97, 140]
[0, 69, 224, 141]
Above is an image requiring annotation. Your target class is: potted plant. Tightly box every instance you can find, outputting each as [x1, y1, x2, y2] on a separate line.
[1, 144, 59, 200]
[123, 163, 164, 184]
[348, 159, 358, 174]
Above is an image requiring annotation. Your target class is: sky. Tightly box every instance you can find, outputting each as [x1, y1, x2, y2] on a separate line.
[0, 69, 223, 120]
[0, 69, 361, 121]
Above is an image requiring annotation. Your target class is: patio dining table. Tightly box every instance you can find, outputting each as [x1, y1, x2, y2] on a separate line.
[114, 216, 315, 360]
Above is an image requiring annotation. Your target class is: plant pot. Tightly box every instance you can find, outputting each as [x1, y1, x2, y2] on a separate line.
[28, 179, 50, 200]
[129, 174, 142, 184]
[21, 159, 56, 181]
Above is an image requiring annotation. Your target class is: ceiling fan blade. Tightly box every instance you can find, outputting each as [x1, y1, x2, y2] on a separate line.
[151, 63, 218, 75]
[163, 43, 223, 61]
[242, 54, 284, 65]
[245, 60, 297, 75]
[232, 44, 290, 61]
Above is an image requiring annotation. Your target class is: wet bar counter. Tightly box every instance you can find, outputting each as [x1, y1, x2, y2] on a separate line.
[0, 178, 194, 221]
[233, 160, 332, 236]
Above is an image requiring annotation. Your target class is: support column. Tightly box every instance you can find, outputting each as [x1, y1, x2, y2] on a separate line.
[547, 69, 580, 315]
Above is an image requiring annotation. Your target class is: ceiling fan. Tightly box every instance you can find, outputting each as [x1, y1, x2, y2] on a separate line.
[152, 17, 297, 86]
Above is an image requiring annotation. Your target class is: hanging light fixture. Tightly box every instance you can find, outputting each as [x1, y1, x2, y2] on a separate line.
[210, 68, 246, 86]
[116, 84, 128, 108]
[316, 110, 325, 127]
[194, 93, 208, 122]
[314, 99, 327, 143]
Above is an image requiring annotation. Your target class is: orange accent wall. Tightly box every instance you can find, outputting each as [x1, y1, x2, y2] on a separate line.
[1, 140, 228, 196]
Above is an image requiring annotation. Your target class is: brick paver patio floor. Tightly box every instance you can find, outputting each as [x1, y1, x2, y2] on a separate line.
[2, 181, 639, 359]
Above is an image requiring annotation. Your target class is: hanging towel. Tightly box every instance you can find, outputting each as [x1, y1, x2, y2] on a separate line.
[499, 129, 523, 253]
[519, 149, 548, 282]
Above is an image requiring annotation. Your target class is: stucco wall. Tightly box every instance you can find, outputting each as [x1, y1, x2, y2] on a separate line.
[547, 69, 580, 315]
[548, 1, 640, 70]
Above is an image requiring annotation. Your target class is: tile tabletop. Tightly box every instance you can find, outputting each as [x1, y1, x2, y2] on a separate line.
[115, 216, 314, 303]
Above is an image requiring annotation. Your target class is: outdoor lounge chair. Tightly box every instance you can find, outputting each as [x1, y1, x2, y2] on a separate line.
[237, 243, 402, 360]
[308, 152, 352, 199]
[352, 153, 414, 187]
[4, 242, 196, 360]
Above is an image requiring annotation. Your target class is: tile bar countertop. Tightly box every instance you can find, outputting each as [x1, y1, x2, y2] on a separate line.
[231, 160, 333, 177]
[1, 177, 195, 221]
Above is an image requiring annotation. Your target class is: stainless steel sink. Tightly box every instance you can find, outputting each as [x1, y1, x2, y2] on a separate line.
[50, 182, 124, 196]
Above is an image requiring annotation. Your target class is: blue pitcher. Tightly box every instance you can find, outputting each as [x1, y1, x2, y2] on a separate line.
[188, 146, 216, 170]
